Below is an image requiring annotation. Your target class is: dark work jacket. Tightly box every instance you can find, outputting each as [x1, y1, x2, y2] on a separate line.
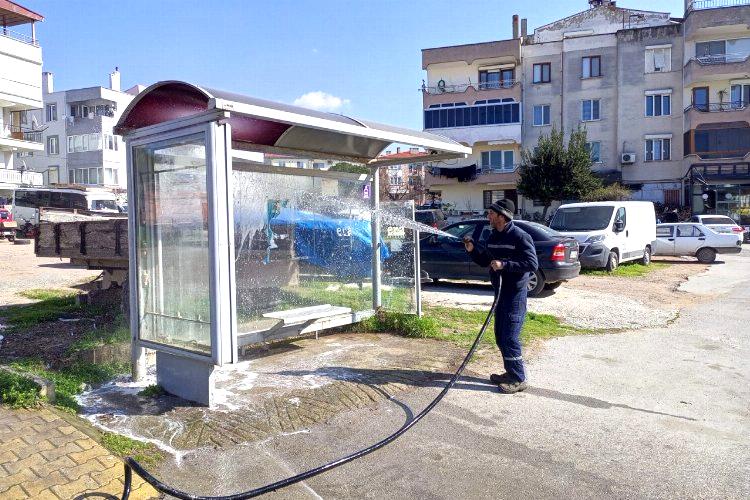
[468, 221, 538, 294]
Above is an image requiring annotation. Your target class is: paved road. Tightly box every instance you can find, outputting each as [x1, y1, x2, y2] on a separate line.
[165, 252, 749, 498]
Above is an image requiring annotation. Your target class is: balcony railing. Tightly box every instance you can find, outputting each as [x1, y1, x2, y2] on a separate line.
[693, 53, 750, 65]
[421, 80, 520, 95]
[685, 101, 748, 112]
[478, 164, 519, 175]
[0, 27, 39, 47]
[0, 169, 43, 186]
[689, 163, 750, 178]
[0, 125, 43, 143]
[687, 0, 750, 11]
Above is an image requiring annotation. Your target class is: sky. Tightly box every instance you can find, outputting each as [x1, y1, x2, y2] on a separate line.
[21, 0, 684, 131]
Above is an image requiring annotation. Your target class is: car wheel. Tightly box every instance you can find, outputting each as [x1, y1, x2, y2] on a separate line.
[696, 247, 716, 264]
[527, 269, 545, 297]
[641, 246, 651, 266]
[544, 281, 563, 290]
[605, 251, 618, 272]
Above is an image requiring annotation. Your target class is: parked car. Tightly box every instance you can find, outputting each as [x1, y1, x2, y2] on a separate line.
[654, 223, 742, 263]
[689, 214, 746, 243]
[0, 208, 17, 242]
[415, 209, 448, 230]
[550, 201, 656, 271]
[420, 219, 580, 297]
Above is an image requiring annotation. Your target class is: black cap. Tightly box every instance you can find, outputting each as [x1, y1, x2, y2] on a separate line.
[489, 199, 515, 220]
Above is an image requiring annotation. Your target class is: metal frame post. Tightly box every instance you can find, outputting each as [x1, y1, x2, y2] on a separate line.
[371, 167, 381, 310]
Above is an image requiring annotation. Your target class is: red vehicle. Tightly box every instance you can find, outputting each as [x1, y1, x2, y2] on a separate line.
[0, 208, 17, 242]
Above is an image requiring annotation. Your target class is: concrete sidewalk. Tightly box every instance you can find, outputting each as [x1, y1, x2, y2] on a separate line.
[0, 406, 157, 499]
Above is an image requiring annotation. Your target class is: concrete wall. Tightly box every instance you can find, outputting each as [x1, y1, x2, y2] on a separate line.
[522, 41, 564, 150]
[0, 35, 42, 109]
[617, 25, 685, 186]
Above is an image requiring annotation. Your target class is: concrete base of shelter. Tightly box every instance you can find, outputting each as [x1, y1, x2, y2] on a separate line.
[156, 351, 216, 406]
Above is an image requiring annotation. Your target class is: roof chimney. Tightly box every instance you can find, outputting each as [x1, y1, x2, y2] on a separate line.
[109, 67, 121, 92]
[512, 14, 519, 39]
[521, 18, 528, 38]
[396, 146, 401, 154]
[42, 72, 53, 94]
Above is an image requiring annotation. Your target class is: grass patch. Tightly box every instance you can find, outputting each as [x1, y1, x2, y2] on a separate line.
[9, 359, 128, 412]
[138, 384, 166, 398]
[67, 318, 130, 354]
[0, 369, 43, 408]
[101, 432, 163, 467]
[582, 262, 668, 278]
[2, 289, 81, 329]
[356, 306, 594, 347]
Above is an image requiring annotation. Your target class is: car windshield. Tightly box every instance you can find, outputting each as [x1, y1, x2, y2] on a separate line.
[92, 199, 118, 210]
[550, 206, 614, 231]
[700, 216, 736, 225]
[443, 223, 475, 238]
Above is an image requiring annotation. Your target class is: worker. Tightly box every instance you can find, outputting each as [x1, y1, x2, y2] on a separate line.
[463, 199, 538, 393]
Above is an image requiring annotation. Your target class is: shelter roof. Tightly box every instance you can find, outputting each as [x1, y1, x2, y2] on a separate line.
[0, 0, 43, 26]
[115, 81, 469, 166]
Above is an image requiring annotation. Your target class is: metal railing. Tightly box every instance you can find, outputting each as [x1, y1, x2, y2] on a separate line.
[478, 164, 519, 174]
[687, 0, 750, 10]
[420, 80, 520, 95]
[0, 169, 44, 186]
[1, 125, 43, 142]
[685, 101, 749, 112]
[0, 27, 39, 46]
[690, 162, 750, 178]
[693, 53, 750, 65]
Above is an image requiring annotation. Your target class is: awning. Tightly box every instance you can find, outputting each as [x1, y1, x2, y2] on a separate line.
[0, 0, 44, 26]
[114, 81, 470, 166]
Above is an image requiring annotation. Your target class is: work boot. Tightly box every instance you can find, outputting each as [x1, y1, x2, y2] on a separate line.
[498, 379, 528, 394]
[489, 372, 510, 384]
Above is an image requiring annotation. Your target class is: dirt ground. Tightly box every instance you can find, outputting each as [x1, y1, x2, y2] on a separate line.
[0, 242, 100, 307]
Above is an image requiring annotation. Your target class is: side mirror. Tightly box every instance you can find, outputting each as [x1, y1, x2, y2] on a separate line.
[614, 220, 625, 232]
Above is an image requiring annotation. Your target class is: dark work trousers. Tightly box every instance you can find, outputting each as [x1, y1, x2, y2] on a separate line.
[494, 282, 528, 382]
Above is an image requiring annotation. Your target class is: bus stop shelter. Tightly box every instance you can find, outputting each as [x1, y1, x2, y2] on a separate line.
[114, 81, 470, 405]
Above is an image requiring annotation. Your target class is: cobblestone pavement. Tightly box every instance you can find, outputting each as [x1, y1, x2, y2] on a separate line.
[0, 406, 158, 499]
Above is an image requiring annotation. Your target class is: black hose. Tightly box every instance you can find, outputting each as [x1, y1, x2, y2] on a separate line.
[122, 294, 499, 500]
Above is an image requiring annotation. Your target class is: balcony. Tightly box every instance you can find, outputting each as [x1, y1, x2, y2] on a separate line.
[0, 125, 44, 153]
[684, 54, 750, 84]
[0, 169, 43, 187]
[0, 27, 39, 46]
[422, 39, 520, 70]
[686, 0, 750, 12]
[684, 102, 750, 130]
[421, 81, 522, 107]
[425, 164, 519, 186]
[423, 101, 522, 146]
[688, 162, 750, 180]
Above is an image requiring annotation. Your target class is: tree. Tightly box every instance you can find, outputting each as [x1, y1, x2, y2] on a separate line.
[517, 126, 602, 218]
[582, 182, 632, 202]
[329, 162, 369, 175]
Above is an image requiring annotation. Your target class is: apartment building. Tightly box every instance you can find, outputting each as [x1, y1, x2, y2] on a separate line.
[378, 148, 428, 203]
[0, 0, 44, 200]
[421, 34, 523, 214]
[420, 0, 750, 219]
[682, 0, 750, 218]
[24, 69, 141, 189]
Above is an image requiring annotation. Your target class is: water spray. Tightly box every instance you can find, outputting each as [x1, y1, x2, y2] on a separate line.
[121, 293, 500, 499]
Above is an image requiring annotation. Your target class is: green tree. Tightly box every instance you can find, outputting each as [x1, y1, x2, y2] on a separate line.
[517, 126, 602, 218]
[582, 182, 632, 202]
[329, 162, 370, 175]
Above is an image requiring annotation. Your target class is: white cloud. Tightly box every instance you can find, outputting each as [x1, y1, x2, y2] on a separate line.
[293, 91, 350, 112]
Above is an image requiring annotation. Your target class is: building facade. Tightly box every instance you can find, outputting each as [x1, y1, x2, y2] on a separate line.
[24, 69, 141, 190]
[378, 148, 428, 203]
[0, 0, 44, 199]
[420, 0, 750, 221]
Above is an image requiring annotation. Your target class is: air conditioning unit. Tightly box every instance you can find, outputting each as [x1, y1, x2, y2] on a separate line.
[621, 153, 636, 164]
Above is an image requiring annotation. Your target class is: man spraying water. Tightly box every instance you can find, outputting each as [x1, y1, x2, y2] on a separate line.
[463, 200, 538, 393]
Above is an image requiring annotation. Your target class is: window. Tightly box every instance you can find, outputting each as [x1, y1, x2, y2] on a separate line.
[645, 46, 671, 73]
[676, 225, 704, 237]
[730, 84, 750, 108]
[615, 207, 626, 228]
[47, 135, 59, 155]
[645, 138, 671, 161]
[692, 87, 709, 111]
[479, 68, 514, 89]
[533, 63, 551, 83]
[656, 225, 673, 237]
[533, 104, 551, 126]
[423, 101, 520, 129]
[582, 56, 601, 78]
[47, 167, 59, 185]
[483, 190, 505, 209]
[481, 150, 514, 171]
[45, 103, 57, 122]
[696, 40, 726, 61]
[646, 93, 671, 117]
[586, 141, 601, 162]
[581, 99, 600, 121]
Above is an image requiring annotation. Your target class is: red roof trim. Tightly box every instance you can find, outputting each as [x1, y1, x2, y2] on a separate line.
[0, 0, 44, 24]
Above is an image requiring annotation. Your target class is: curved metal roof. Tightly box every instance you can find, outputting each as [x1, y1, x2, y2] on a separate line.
[115, 81, 470, 163]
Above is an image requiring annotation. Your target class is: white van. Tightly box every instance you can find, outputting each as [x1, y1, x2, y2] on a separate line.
[12, 187, 119, 230]
[550, 201, 656, 271]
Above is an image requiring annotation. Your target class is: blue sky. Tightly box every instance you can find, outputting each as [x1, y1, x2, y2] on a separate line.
[23, 0, 684, 130]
